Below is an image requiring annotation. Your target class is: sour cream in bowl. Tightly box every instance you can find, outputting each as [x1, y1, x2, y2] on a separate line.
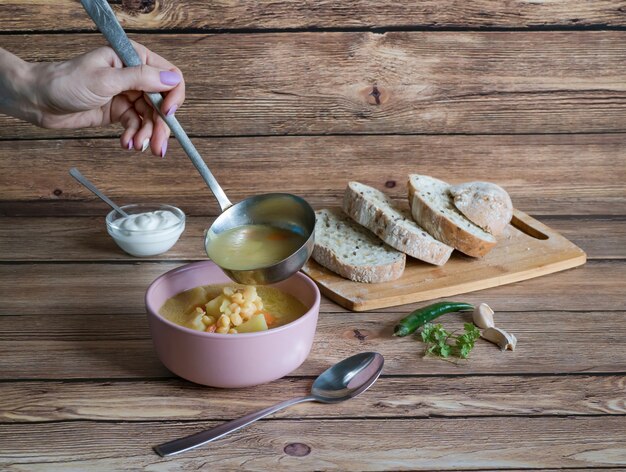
[106, 204, 186, 257]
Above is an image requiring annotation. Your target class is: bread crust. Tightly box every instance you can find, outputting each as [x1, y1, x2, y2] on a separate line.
[449, 181, 513, 236]
[408, 175, 497, 257]
[343, 182, 452, 266]
[312, 209, 405, 283]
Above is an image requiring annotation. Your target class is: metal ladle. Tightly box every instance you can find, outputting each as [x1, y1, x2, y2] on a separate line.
[80, 0, 315, 285]
[153, 351, 385, 457]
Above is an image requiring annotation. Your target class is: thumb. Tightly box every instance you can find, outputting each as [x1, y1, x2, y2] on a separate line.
[103, 65, 182, 95]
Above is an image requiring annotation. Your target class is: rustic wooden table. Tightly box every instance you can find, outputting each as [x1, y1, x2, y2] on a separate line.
[1, 1, 625, 470]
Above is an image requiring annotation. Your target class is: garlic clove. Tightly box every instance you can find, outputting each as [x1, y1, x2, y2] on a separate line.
[481, 327, 517, 351]
[473, 303, 495, 329]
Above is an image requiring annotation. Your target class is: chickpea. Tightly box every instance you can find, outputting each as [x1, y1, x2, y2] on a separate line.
[216, 326, 229, 334]
[218, 314, 231, 329]
[230, 313, 243, 326]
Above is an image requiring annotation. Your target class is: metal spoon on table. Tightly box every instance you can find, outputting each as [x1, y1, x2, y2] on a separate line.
[69, 167, 129, 217]
[153, 351, 385, 457]
[80, 0, 315, 285]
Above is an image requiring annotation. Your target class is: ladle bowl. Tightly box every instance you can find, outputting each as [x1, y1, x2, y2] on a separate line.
[81, 0, 315, 284]
[205, 193, 316, 284]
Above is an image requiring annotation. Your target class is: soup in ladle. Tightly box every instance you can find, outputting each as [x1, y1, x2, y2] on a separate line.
[206, 224, 307, 271]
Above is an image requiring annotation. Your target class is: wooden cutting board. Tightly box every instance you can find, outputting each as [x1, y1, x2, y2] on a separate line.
[302, 210, 586, 311]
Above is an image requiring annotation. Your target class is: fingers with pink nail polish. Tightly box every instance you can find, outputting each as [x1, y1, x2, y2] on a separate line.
[160, 71, 181, 86]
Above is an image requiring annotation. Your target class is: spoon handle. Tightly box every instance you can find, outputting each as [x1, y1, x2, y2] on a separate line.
[79, 0, 233, 213]
[69, 168, 129, 217]
[153, 395, 315, 457]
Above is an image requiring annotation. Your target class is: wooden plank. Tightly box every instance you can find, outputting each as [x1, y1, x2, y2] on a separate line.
[0, 417, 625, 470]
[1, 215, 622, 261]
[1, 310, 625, 378]
[304, 210, 587, 311]
[4, 1, 626, 32]
[0, 216, 210, 261]
[2, 32, 626, 138]
[546, 216, 626, 260]
[0, 134, 624, 217]
[2, 375, 625, 422]
[0, 260, 622, 315]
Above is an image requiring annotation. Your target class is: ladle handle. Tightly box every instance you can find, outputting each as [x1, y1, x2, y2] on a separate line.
[153, 395, 315, 457]
[79, 0, 232, 213]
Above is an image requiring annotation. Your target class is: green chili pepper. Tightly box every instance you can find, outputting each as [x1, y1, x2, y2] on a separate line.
[393, 301, 475, 337]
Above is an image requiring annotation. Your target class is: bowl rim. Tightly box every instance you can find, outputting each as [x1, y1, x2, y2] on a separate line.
[106, 203, 186, 233]
[145, 260, 320, 338]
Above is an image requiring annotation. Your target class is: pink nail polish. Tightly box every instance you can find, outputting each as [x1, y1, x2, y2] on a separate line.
[160, 71, 181, 86]
[161, 140, 168, 158]
[166, 105, 178, 117]
[128, 138, 133, 150]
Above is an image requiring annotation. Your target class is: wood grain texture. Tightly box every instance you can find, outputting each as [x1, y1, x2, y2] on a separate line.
[1, 134, 624, 217]
[0, 260, 622, 315]
[2, 32, 626, 138]
[2, 375, 625, 422]
[305, 210, 586, 310]
[1, 310, 625, 378]
[4, 1, 626, 31]
[1, 215, 621, 261]
[1, 417, 625, 470]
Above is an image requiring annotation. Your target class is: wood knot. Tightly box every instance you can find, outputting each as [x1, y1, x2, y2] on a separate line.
[385, 180, 396, 188]
[53, 189, 63, 197]
[284, 443, 311, 457]
[353, 329, 369, 341]
[122, 0, 155, 14]
[360, 84, 389, 106]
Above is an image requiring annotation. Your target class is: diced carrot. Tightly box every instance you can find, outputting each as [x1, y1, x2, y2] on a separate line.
[262, 312, 276, 326]
[205, 325, 217, 333]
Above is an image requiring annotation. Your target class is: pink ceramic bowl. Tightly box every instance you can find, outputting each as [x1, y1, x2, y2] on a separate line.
[145, 260, 320, 388]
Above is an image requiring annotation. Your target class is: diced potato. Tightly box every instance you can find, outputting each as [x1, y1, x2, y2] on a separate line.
[189, 313, 206, 331]
[181, 287, 208, 314]
[205, 295, 225, 318]
[236, 313, 268, 333]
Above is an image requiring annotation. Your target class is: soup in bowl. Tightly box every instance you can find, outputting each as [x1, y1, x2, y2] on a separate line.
[145, 260, 320, 388]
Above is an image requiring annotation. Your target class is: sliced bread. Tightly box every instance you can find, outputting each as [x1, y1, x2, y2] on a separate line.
[343, 181, 453, 266]
[408, 174, 497, 257]
[449, 181, 513, 236]
[312, 208, 406, 283]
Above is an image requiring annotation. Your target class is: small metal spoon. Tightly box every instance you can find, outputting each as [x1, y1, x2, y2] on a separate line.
[69, 167, 129, 217]
[153, 351, 384, 457]
[80, 0, 315, 285]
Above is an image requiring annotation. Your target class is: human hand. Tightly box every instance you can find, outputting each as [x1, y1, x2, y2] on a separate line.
[31, 41, 184, 157]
